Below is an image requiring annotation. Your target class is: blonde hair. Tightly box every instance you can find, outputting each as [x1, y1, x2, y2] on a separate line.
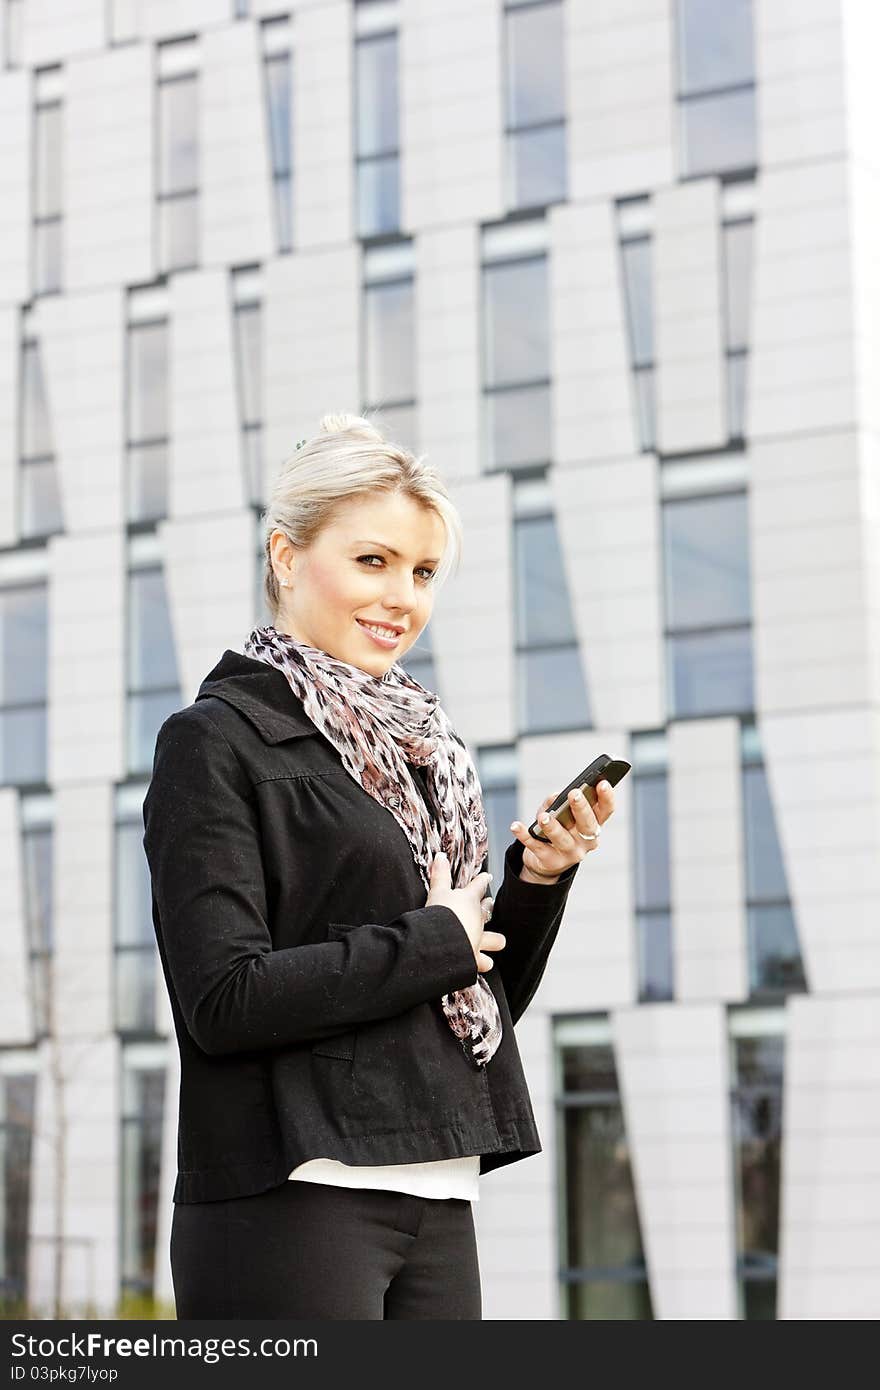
[261, 412, 463, 621]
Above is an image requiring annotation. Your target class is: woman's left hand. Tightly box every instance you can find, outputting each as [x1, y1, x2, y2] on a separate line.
[510, 780, 616, 878]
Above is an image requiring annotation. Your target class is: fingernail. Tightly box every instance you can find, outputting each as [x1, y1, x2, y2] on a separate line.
[572, 790, 583, 801]
[510, 822, 519, 831]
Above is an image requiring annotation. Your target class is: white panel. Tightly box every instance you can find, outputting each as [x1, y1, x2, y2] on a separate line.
[614, 1003, 738, 1319]
[20, 0, 104, 67]
[669, 719, 749, 1002]
[139, 0, 229, 41]
[756, 0, 847, 169]
[201, 23, 274, 267]
[568, 0, 674, 200]
[169, 269, 246, 519]
[416, 225, 481, 481]
[293, 2, 353, 248]
[780, 994, 880, 1319]
[65, 44, 154, 292]
[60, 1034, 120, 1316]
[553, 458, 665, 731]
[0, 308, 17, 549]
[48, 532, 126, 785]
[0, 790, 31, 1043]
[160, 512, 258, 704]
[654, 181, 726, 454]
[551, 202, 640, 465]
[757, 705, 880, 994]
[36, 290, 126, 534]
[263, 248, 360, 498]
[0, 72, 29, 306]
[401, 0, 503, 230]
[428, 472, 515, 748]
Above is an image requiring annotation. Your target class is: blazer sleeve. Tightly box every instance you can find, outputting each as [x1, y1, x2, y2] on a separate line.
[142, 708, 479, 1058]
[480, 838, 579, 1026]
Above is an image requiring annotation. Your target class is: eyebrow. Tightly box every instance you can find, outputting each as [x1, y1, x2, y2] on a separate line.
[351, 540, 441, 564]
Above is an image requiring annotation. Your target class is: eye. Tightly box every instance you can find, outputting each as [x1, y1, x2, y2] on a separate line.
[356, 555, 436, 582]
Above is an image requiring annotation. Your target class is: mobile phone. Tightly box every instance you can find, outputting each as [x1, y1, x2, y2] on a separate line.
[526, 754, 631, 842]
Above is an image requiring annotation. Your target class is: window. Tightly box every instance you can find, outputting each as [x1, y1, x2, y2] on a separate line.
[354, 5, 400, 239]
[21, 796, 53, 1038]
[19, 314, 64, 540]
[262, 17, 292, 253]
[0, 1069, 37, 1315]
[475, 746, 517, 886]
[662, 486, 754, 718]
[514, 476, 590, 735]
[126, 548, 181, 776]
[126, 286, 169, 526]
[675, 0, 757, 178]
[618, 198, 655, 452]
[120, 1047, 165, 1299]
[398, 618, 436, 694]
[157, 39, 199, 275]
[362, 241, 415, 452]
[232, 266, 264, 507]
[742, 724, 807, 996]
[115, 787, 159, 1035]
[631, 733, 672, 1002]
[556, 1016, 653, 1319]
[482, 221, 552, 472]
[33, 68, 63, 296]
[0, 582, 48, 788]
[722, 190, 755, 441]
[729, 1006, 784, 1319]
[503, 0, 566, 211]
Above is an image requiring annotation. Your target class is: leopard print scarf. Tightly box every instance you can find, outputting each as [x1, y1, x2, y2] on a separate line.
[242, 624, 503, 1067]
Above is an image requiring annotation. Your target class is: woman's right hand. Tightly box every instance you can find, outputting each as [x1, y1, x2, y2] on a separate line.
[426, 853, 505, 973]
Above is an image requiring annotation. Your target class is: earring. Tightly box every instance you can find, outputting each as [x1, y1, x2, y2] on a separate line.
[280, 578, 290, 587]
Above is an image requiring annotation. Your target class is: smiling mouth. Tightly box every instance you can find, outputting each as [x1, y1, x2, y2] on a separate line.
[356, 619, 403, 643]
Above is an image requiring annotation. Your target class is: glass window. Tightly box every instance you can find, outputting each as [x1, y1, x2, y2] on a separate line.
[22, 823, 53, 1035]
[743, 764, 807, 995]
[515, 515, 578, 647]
[235, 303, 262, 428]
[33, 222, 62, 297]
[664, 493, 751, 631]
[115, 818, 158, 1033]
[723, 221, 753, 353]
[633, 367, 656, 452]
[128, 323, 168, 445]
[0, 1073, 37, 1312]
[356, 33, 400, 237]
[668, 626, 754, 718]
[730, 1020, 783, 1318]
[484, 258, 549, 386]
[357, 156, 400, 240]
[264, 49, 292, 252]
[476, 745, 517, 886]
[1, 585, 48, 787]
[158, 195, 198, 275]
[34, 104, 62, 220]
[364, 279, 415, 406]
[633, 773, 672, 1001]
[620, 238, 654, 367]
[504, 1, 566, 210]
[677, 0, 754, 93]
[127, 568, 180, 774]
[158, 77, 198, 195]
[120, 1063, 165, 1296]
[558, 1033, 654, 1320]
[519, 645, 590, 735]
[486, 383, 551, 471]
[507, 124, 566, 211]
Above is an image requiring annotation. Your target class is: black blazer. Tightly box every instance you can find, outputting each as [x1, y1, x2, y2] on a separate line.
[142, 649, 580, 1202]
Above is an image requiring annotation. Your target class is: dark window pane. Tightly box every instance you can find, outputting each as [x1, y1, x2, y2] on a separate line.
[515, 516, 578, 646]
[621, 239, 654, 366]
[638, 911, 674, 1002]
[356, 34, 398, 157]
[34, 104, 62, 219]
[482, 784, 518, 885]
[158, 194, 198, 273]
[634, 366, 656, 451]
[1, 706, 47, 785]
[357, 156, 400, 237]
[365, 280, 415, 404]
[508, 123, 567, 210]
[1, 587, 48, 704]
[129, 570, 178, 690]
[724, 221, 753, 351]
[506, 1, 565, 126]
[486, 383, 551, 470]
[116, 822, 155, 948]
[21, 342, 53, 460]
[484, 258, 549, 385]
[677, 0, 754, 94]
[743, 1279, 777, 1319]
[22, 827, 53, 954]
[565, 1103, 647, 1268]
[732, 1038, 782, 1257]
[633, 775, 670, 910]
[519, 646, 590, 734]
[680, 87, 757, 177]
[569, 1280, 653, 1320]
[664, 493, 751, 629]
[743, 764, 789, 902]
[274, 174, 292, 252]
[749, 905, 807, 994]
[128, 442, 168, 524]
[728, 353, 747, 440]
[20, 458, 64, 539]
[128, 323, 168, 444]
[129, 689, 182, 776]
[2, 1074, 36, 1305]
[669, 626, 754, 716]
[563, 1043, 617, 1093]
[159, 76, 198, 193]
[34, 220, 62, 295]
[121, 1070, 165, 1290]
[265, 53, 291, 177]
[116, 950, 157, 1032]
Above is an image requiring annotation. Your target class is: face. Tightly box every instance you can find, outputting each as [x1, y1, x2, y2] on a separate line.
[269, 492, 447, 677]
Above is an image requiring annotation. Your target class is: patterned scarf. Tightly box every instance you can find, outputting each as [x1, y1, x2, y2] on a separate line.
[242, 624, 503, 1067]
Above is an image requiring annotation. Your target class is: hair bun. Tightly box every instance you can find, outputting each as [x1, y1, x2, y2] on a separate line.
[318, 411, 384, 444]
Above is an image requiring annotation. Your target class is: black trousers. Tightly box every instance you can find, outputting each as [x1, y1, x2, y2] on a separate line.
[170, 1179, 482, 1320]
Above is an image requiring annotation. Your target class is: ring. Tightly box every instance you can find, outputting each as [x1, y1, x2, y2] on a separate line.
[578, 830, 599, 841]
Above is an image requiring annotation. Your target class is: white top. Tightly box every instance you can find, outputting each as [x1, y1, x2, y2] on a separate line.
[288, 1155, 480, 1200]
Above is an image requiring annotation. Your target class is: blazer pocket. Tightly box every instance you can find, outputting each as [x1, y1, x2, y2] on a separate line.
[311, 923, 358, 1061]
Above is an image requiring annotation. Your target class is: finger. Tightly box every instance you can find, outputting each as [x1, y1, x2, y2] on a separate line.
[481, 931, 506, 951]
[567, 788, 601, 838]
[597, 780, 615, 821]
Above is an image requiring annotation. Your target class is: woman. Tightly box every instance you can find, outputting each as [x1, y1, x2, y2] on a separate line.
[143, 413, 615, 1320]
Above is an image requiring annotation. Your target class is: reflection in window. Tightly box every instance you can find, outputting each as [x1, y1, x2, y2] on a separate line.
[20, 330, 64, 540]
[22, 813, 53, 1037]
[355, 23, 400, 238]
[503, 0, 566, 211]
[514, 484, 589, 735]
[33, 73, 63, 296]
[127, 316, 169, 525]
[631, 736, 672, 1001]
[729, 1008, 784, 1318]
[362, 242, 415, 452]
[0, 1073, 37, 1315]
[157, 41, 199, 274]
[618, 201, 655, 451]
[115, 816, 158, 1034]
[482, 241, 551, 471]
[675, 0, 756, 178]
[742, 727, 807, 996]
[1, 584, 48, 787]
[663, 491, 754, 717]
[232, 267, 263, 506]
[556, 1019, 653, 1319]
[723, 217, 753, 440]
[476, 746, 517, 887]
[262, 18, 292, 252]
[127, 567, 181, 776]
[120, 1053, 165, 1298]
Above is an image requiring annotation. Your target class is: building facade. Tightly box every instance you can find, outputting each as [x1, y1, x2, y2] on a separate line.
[1, 0, 878, 1319]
